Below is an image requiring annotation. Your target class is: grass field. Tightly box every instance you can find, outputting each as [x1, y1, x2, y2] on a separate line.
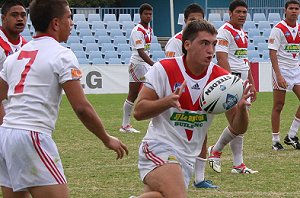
[1, 92, 299, 198]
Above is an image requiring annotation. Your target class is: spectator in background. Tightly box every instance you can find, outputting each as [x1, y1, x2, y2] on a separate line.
[165, 3, 219, 189]
[208, 0, 258, 174]
[0, 0, 27, 124]
[268, 0, 300, 150]
[0, 0, 128, 197]
[120, 3, 154, 133]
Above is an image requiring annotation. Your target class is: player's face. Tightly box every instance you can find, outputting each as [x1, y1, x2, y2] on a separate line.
[285, 3, 300, 21]
[58, 6, 73, 42]
[229, 6, 247, 27]
[1, 5, 27, 35]
[140, 9, 152, 25]
[185, 31, 217, 67]
[185, 13, 204, 25]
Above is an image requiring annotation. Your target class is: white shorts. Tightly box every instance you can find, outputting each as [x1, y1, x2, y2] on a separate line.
[128, 62, 150, 82]
[272, 66, 300, 91]
[0, 127, 66, 192]
[138, 140, 194, 189]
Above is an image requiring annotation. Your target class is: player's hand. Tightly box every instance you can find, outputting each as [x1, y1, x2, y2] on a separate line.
[276, 75, 288, 89]
[237, 79, 253, 109]
[250, 86, 257, 103]
[168, 80, 186, 111]
[104, 135, 128, 160]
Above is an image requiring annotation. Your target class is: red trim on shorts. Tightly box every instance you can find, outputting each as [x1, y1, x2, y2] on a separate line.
[142, 142, 164, 166]
[129, 63, 140, 82]
[30, 131, 66, 184]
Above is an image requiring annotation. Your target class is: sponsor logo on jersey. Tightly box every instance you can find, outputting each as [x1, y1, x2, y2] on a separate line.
[135, 40, 142, 45]
[165, 51, 175, 57]
[235, 35, 240, 40]
[284, 44, 300, 53]
[268, 38, 275, 44]
[144, 43, 151, 51]
[217, 39, 229, 47]
[167, 155, 178, 163]
[174, 82, 185, 92]
[71, 68, 82, 79]
[170, 111, 207, 129]
[191, 83, 200, 90]
[234, 49, 247, 58]
[285, 31, 291, 37]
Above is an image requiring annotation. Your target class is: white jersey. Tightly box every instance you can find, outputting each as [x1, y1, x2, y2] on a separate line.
[165, 31, 183, 57]
[0, 36, 81, 136]
[268, 20, 300, 68]
[130, 23, 152, 67]
[0, 29, 27, 70]
[216, 22, 249, 72]
[142, 56, 229, 160]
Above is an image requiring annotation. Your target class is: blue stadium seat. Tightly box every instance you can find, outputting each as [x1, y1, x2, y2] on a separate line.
[106, 21, 121, 31]
[248, 43, 255, 50]
[223, 13, 230, 22]
[150, 43, 162, 52]
[213, 21, 224, 29]
[70, 43, 84, 52]
[151, 50, 165, 61]
[253, 36, 267, 46]
[253, 13, 267, 24]
[262, 50, 270, 61]
[70, 28, 78, 36]
[91, 57, 106, 64]
[243, 21, 256, 32]
[113, 36, 127, 46]
[97, 35, 112, 45]
[88, 51, 103, 60]
[118, 14, 132, 23]
[88, 14, 101, 24]
[246, 13, 252, 21]
[103, 51, 118, 62]
[208, 13, 221, 22]
[91, 21, 105, 32]
[151, 35, 158, 43]
[75, 21, 90, 30]
[117, 43, 131, 55]
[74, 51, 87, 59]
[108, 58, 122, 64]
[133, 13, 140, 24]
[121, 21, 135, 32]
[94, 29, 108, 37]
[125, 29, 132, 40]
[101, 43, 115, 52]
[257, 21, 271, 33]
[81, 36, 96, 46]
[257, 42, 269, 54]
[124, 57, 130, 64]
[268, 13, 281, 24]
[73, 14, 86, 23]
[67, 35, 81, 45]
[110, 29, 124, 37]
[78, 29, 93, 38]
[120, 51, 132, 61]
[262, 28, 272, 37]
[23, 36, 32, 42]
[248, 28, 261, 38]
[21, 28, 31, 36]
[251, 57, 265, 62]
[103, 14, 117, 24]
[78, 58, 90, 64]
[85, 43, 100, 53]
[247, 50, 260, 61]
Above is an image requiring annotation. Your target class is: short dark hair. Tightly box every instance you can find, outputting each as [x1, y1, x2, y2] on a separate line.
[1, 0, 26, 15]
[229, 0, 248, 12]
[184, 3, 204, 20]
[139, 3, 153, 15]
[29, 0, 69, 32]
[182, 20, 217, 55]
[285, 0, 300, 9]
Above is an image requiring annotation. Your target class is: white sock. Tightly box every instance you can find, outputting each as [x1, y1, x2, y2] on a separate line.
[288, 117, 300, 138]
[230, 135, 244, 166]
[214, 126, 236, 152]
[122, 99, 134, 127]
[194, 157, 206, 183]
[272, 132, 280, 144]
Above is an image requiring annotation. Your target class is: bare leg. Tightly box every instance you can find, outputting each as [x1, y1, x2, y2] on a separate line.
[28, 184, 69, 198]
[1, 186, 30, 198]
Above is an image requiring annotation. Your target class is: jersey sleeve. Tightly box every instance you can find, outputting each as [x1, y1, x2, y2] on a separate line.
[0, 54, 9, 82]
[131, 30, 145, 50]
[57, 49, 82, 84]
[268, 27, 281, 51]
[144, 62, 167, 98]
[165, 38, 182, 57]
[215, 29, 230, 53]
[0, 48, 7, 71]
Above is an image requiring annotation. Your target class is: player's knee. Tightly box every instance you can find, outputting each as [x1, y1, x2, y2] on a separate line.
[274, 102, 285, 112]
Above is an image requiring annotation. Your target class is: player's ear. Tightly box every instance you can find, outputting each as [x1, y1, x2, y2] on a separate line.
[183, 40, 191, 52]
[51, 17, 60, 31]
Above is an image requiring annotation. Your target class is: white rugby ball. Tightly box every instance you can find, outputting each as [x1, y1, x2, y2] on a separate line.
[199, 74, 244, 114]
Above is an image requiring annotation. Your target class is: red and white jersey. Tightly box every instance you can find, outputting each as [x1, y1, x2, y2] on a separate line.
[130, 23, 152, 65]
[0, 29, 27, 70]
[0, 35, 81, 135]
[143, 56, 229, 159]
[165, 31, 183, 57]
[268, 20, 300, 68]
[216, 22, 249, 72]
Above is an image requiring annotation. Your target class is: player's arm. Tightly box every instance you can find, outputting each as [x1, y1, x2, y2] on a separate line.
[137, 48, 154, 66]
[0, 78, 8, 125]
[216, 34, 231, 72]
[216, 51, 231, 72]
[269, 49, 286, 88]
[134, 81, 186, 121]
[247, 69, 257, 102]
[225, 80, 253, 134]
[62, 80, 128, 159]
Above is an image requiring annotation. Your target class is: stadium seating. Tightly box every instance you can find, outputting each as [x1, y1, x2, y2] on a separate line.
[113, 36, 127, 46]
[124, 57, 131, 64]
[97, 35, 112, 45]
[121, 21, 135, 32]
[120, 51, 132, 61]
[247, 50, 260, 61]
[150, 43, 162, 52]
[268, 13, 281, 24]
[257, 21, 271, 33]
[70, 43, 84, 52]
[151, 50, 165, 61]
[108, 58, 122, 64]
[91, 21, 105, 32]
[85, 43, 100, 53]
[75, 21, 90, 31]
[208, 13, 221, 22]
[243, 21, 256, 32]
[117, 43, 131, 54]
[91, 57, 106, 64]
[253, 13, 267, 24]
[106, 21, 121, 31]
[73, 14, 86, 23]
[88, 51, 103, 60]
[110, 29, 124, 38]
[94, 29, 108, 37]
[78, 57, 90, 64]
[103, 14, 117, 24]
[223, 13, 230, 22]
[88, 14, 101, 24]
[133, 13, 140, 24]
[82, 36, 96, 46]
[21, 28, 32, 36]
[67, 36, 80, 45]
[213, 21, 224, 29]
[118, 14, 132, 23]
[151, 35, 158, 43]
[78, 29, 93, 38]
[253, 36, 267, 46]
[104, 51, 118, 62]
[101, 43, 115, 52]
[74, 51, 87, 59]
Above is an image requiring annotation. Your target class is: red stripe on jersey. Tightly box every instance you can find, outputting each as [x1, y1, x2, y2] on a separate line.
[223, 25, 248, 48]
[137, 26, 152, 43]
[0, 35, 27, 56]
[30, 131, 66, 184]
[206, 65, 230, 85]
[275, 23, 300, 43]
[175, 33, 182, 41]
[250, 62, 259, 91]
